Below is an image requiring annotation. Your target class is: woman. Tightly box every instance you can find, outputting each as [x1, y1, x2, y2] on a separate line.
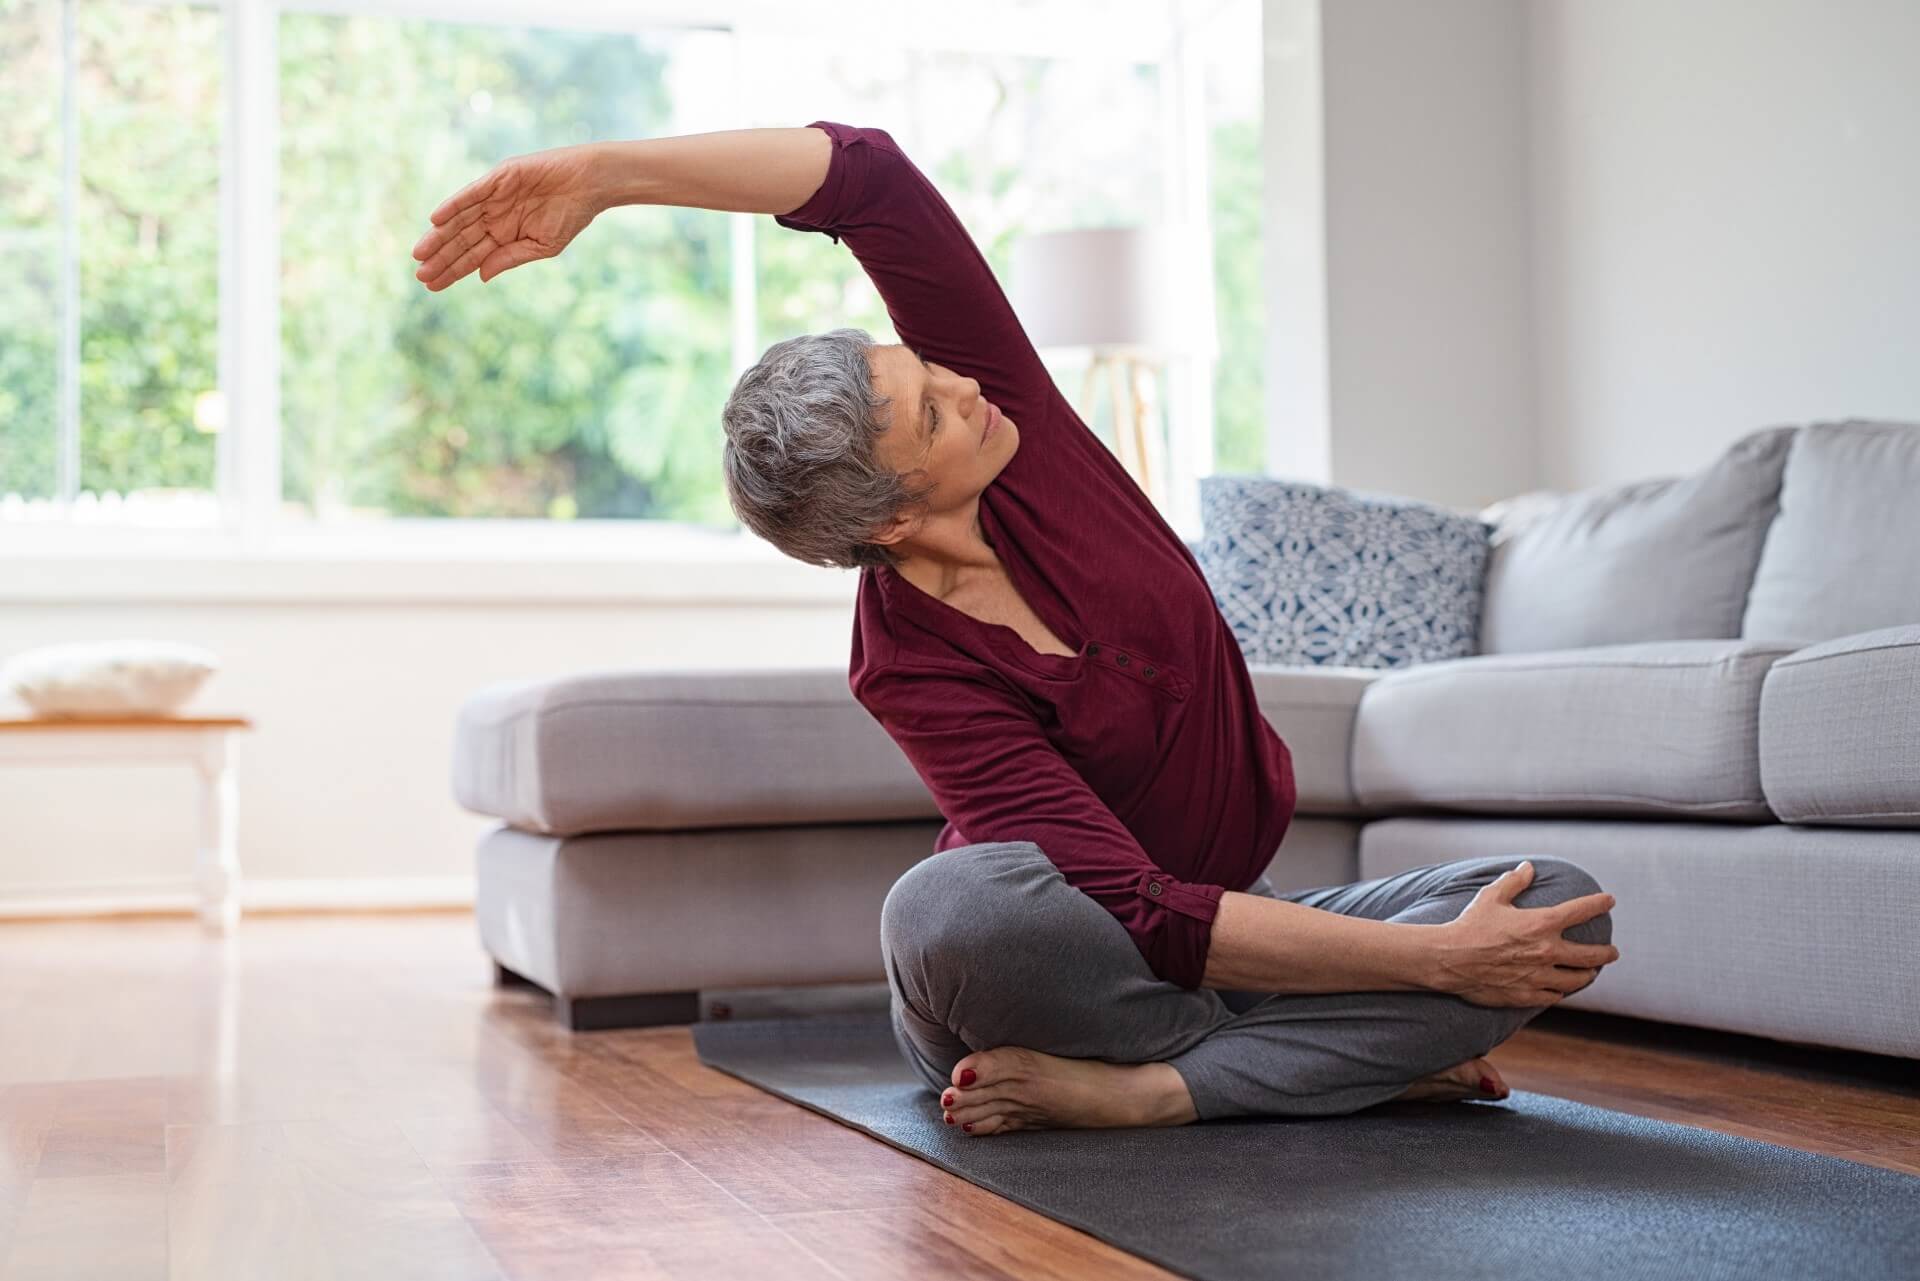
[413, 121, 1619, 1136]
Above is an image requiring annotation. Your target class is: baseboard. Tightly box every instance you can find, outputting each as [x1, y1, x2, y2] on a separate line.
[0, 875, 477, 920]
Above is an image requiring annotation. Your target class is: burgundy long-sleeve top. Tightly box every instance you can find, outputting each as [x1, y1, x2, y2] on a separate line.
[774, 120, 1297, 991]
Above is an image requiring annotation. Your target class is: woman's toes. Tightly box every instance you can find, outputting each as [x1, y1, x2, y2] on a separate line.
[940, 1081, 992, 1114]
[948, 1094, 1014, 1127]
[950, 1047, 1022, 1092]
[949, 1100, 1016, 1134]
[965, 1112, 1014, 1135]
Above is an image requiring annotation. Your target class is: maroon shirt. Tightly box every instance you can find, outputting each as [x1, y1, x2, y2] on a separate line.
[775, 120, 1297, 990]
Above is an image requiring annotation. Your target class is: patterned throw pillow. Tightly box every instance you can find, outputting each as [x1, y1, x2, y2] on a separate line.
[1196, 475, 1493, 669]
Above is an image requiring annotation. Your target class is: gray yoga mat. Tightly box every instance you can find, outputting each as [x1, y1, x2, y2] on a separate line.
[692, 1011, 1920, 1281]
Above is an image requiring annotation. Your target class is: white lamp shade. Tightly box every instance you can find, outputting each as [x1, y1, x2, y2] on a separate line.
[1009, 225, 1190, 354]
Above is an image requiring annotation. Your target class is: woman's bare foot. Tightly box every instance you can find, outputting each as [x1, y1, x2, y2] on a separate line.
[938, 1046, 1199, 1136]
[1389, 1056, 1509, 1104]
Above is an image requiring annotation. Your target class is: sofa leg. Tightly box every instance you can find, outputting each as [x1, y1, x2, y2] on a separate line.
[493, 961, 541, 989]
[557, 991, 702, 1032]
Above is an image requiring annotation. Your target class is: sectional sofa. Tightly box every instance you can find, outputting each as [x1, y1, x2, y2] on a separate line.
[452, 419, 1919, 1059]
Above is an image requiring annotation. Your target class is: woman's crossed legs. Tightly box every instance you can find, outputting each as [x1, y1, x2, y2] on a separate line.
[879, 840, 1613, 1132]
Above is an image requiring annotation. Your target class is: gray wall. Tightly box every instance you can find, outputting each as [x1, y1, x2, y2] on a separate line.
[1264, 0, 1919, 509]
[1529, 0, 1920, 490]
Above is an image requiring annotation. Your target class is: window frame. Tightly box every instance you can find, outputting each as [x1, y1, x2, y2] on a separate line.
[9, 0, 1234, 580]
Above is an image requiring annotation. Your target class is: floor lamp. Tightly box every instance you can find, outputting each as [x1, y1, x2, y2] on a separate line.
[1079, 350, 1166, 508]
[1009, 226, 1181, 510]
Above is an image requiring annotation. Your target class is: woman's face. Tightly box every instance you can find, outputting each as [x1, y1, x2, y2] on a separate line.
[866, 343, 1017, 510]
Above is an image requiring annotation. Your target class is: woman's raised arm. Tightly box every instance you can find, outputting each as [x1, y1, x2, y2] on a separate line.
[413, 122, 1052, 428]
[412, 127, 830, 290]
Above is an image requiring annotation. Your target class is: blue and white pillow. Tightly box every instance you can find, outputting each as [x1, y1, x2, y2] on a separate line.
[1196, 475, 1492, 669]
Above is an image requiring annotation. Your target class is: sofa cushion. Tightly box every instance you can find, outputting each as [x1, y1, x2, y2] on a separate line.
[1759, 625, 1920, 827]
[1356, 816, 1920, 1059]
[452, 662, 1371, 836]
[1742, 420, 1920, 645]
[1350, 639, 1801, 819]
[1478, 425, 1797, 654]
[1197, 475, 1491, 669]
[452, 666, 938, 836]
[1247, 663, 1383, 814]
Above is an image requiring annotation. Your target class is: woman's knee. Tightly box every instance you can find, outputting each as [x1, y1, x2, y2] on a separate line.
[1515, 856, 1611, 945]
[880, 841, 1041, 966]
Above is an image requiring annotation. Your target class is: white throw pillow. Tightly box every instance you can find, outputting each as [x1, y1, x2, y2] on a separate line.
[1, 639, 220, 719]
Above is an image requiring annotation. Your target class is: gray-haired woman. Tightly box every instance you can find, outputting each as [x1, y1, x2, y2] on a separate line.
[414, 122, 1618, 1136]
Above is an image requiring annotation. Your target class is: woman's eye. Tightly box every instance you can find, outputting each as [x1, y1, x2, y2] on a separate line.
[929, 403, 939, 430]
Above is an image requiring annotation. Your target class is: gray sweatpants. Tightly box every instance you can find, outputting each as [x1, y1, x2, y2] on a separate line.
[879, 840, 1614, 1120]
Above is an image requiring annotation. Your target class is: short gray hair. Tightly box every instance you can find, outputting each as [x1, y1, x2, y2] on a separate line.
[721, 327, 935, 571]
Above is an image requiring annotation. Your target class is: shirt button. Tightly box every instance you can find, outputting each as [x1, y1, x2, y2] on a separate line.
[1143, 666, 1157, 678]
[1117, 654, 1131, 666]
[1087, 642, 1101, 655]
[1147, 881, 1161, 896]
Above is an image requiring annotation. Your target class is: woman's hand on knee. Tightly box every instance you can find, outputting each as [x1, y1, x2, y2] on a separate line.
[1431, 861, 1620, 1008]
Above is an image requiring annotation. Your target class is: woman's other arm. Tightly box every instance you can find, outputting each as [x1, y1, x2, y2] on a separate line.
[1206, 864, 1619, 1005]
[1202, 892, 1443, 994]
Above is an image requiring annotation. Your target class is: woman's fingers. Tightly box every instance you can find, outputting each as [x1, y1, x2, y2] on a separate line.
[1541, 966, 1597, 996]
[1557, 939, 1620, 968]
[429, 167, 501, 227]
[415, 218, 495, 283]
[420, 231, 498, 291]
[1555, 890, 1616, 929]
[477, 238, 545, 283]
[413, 201, 488, 263]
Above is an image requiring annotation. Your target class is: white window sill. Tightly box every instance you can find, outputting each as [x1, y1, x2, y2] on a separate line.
[0, 521, 863, 605]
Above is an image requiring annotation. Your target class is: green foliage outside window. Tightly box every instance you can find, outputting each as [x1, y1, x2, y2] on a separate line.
[0, 0, 220, 500]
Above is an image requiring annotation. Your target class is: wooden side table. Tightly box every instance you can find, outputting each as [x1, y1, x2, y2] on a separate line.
[0, 715, 254, 933]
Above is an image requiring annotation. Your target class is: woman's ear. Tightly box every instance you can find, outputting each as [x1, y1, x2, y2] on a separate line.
[869, 491, 932, 548]
[869, 510, 916, 548]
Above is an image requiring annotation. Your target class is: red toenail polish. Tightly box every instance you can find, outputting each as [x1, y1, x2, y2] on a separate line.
[944, 1113, 953, 1124]
[960, 1069, 976, 1086]
[942, 1094, 953, 1108]
[1480, 1077, 1496, 1094]
[963, 1122, 973, 1132]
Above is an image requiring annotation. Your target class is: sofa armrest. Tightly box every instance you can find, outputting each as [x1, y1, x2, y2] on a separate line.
[452, 665, 938, 836]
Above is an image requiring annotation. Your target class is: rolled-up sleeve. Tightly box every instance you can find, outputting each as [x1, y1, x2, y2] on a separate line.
[772, 119, 1051, 421]
[857, 663, 1225, 991]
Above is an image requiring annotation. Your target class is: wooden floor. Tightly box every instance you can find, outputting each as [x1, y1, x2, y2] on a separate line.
[0, 913, 1914, 1280]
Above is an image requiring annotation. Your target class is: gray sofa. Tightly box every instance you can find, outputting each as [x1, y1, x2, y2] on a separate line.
[452, 418, 1920, 1058]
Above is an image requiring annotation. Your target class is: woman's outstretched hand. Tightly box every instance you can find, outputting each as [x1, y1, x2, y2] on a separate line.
[413, 142, 607, 290]
[1432, 861, 1620, 1008]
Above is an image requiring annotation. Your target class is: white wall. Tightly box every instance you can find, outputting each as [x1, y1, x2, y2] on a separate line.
[0, 581, 854, 909]
[1319, 0, 1536, 513]
[1530, 0, 1920, 489]
[1264, 0, 1919, 507]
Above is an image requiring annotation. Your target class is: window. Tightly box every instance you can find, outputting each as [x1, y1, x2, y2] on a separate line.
[1, 0, 1261, 547]
[279, 15, 737, 526]
[746, 36, 1169, 464]
[1, 0, 222, 520]
[1197, 0, 1265, 478]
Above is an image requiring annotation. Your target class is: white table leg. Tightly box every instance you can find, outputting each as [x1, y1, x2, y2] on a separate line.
[194, 732, 240, 935]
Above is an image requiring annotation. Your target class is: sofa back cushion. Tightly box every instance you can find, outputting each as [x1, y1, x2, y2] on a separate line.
[1197, 475, 1491, 669]
[1477, 425, 1797, 654]
[1741, 420, 1920, 644]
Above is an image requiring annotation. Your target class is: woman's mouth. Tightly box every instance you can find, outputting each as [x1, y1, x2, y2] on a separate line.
[982, 399, 1001, 447]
